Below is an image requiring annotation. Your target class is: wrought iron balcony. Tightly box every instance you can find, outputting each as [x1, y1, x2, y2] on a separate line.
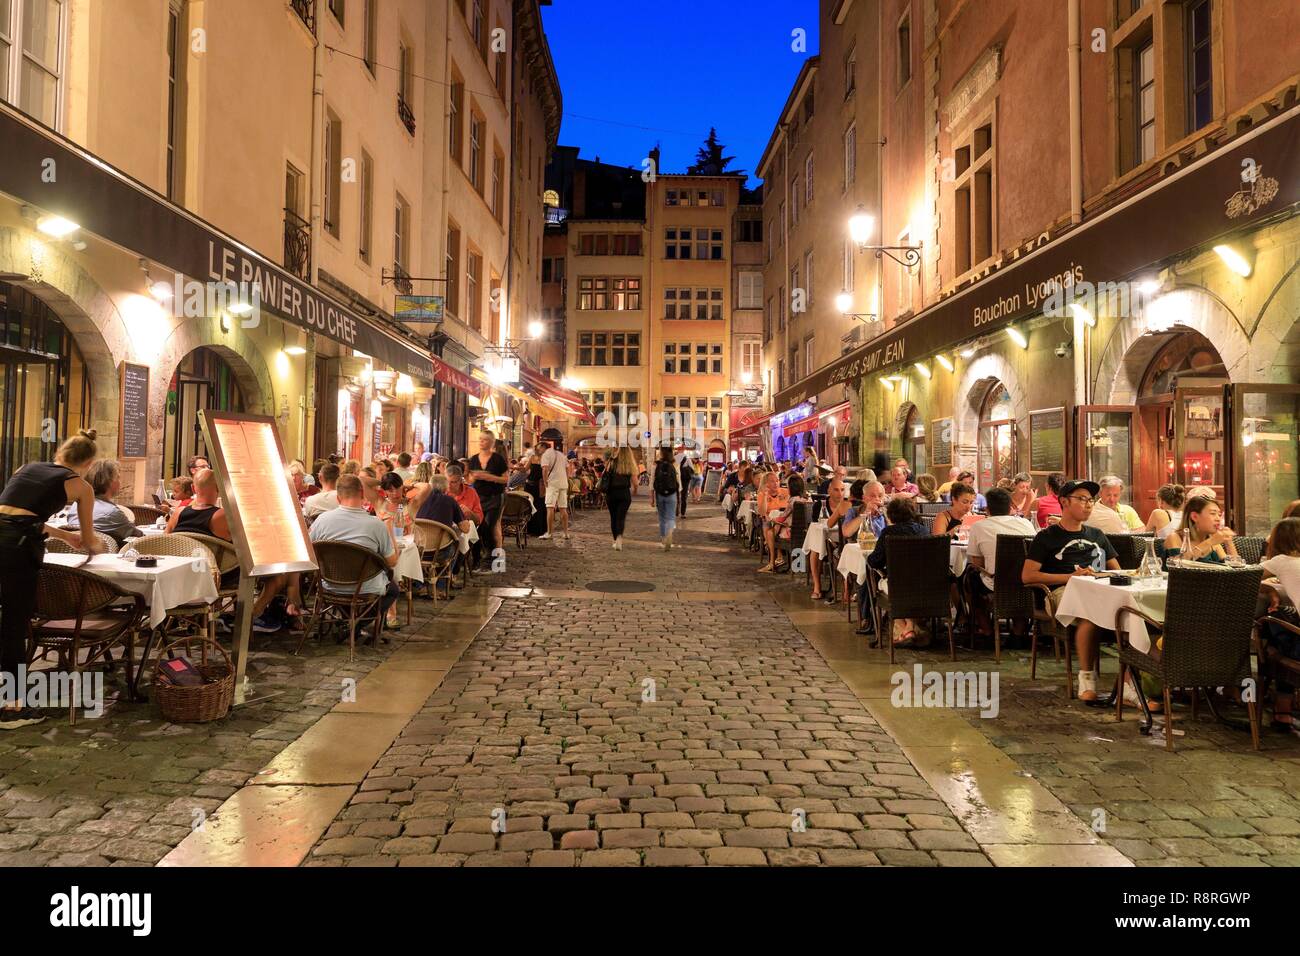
[392, 263, 413, 295]
[283, 208, 311, 280]
[290, 0, 315, 33]
[397, 94, 416, 135]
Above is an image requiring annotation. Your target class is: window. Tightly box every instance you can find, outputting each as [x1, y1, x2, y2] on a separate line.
[469, 112, 483, 192]
[842, 239, 854, 293]
[952, 120, 994, 275]
[710, 189, 725, 207]
[738, 272, 762, 309]
[359, 151, 373, 263]
[165, 3, 184, 199]
[579, 233, 641, 255]
[324, 109, 342, 238]
[805, 336, 815, 379]
[844, 44, 856, 98]
[488, 273, 500, 342]
[895, 229, 914, 316]
[741, 341, 761, 381]
[283, 163, 307, 277]
[778, 285, 785, 331]
[491, 148, 504, 220]
[790, 265, 800, 310]
[695, 228, 724, 261]
[577, 332, 640, 366]
[448, 79, 464, 165]
[1185, 0, 1212, 133]
[805, 154, 814, 205]
[1135, 40, 1155, 164]
[393, 192, 410, 276]
[398, 40, 415, 134]
[738, 219, 762, 243]
[897, 11, 912, 87]
[779, 202, 786, 241]
[542, 257, 565, 283]
[466, 251, 482, 332]
[661, 344, 722, 375]
[445, 224, 461, 316]
[493, 20, 506, 95]
[766, 220, 773, 262]
[790, 180, 800, 225]
[577, 277, 640, 311]
[471, 0, 486, 59]
[804, 250, 814, 304]
[844, 123, 857, 189]
[363, 0, 377, 73]
[764, 296, 773, 341]
[665, 226, 690, 259]
[328, 0, 344, 24]
[778, 359, 786, 391]
[584, 390, 639, 426]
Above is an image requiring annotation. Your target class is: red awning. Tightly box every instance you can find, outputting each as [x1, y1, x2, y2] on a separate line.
[517, 364, 597, 425]
[783, 415, 819, 437]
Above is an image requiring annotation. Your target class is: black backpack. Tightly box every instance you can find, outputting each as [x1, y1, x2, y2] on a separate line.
[654, 461, 677, 496]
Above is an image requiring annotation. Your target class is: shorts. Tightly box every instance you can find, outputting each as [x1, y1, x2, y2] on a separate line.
[545, 485, 569, 509]
[690, 475, 704, 490]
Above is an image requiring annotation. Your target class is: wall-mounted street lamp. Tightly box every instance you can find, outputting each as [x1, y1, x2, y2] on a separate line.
[848, 206, 923, 269]
[835, 290, 877, 324]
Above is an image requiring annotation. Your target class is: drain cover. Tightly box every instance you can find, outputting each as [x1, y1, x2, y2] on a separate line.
[586, 580, 657, 593]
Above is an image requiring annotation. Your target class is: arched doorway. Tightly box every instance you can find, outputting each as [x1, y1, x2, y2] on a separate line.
[901, 404, 926, 478]
[0, 282, 94, 485]
[163, 346, 248, 480]
[977, 381, 1015, 489]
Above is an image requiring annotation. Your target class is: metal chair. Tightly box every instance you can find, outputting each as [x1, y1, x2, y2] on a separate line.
[918, 501, 946, 518]
[500, 492, 532, 548]
[1235, 536, 1266, 565]
[29, 564, 148, 724]
[775, 501, 813, 572]
[1116, 565, 1264, 751]
[298, 541, 391, 662]
[413, 519, 460, 602]
[128, 503, 166, 525]
[873, 535, 957, 662]
[1105, 533, 1142, 570]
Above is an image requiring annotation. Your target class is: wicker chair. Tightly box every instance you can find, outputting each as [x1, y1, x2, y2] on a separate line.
[1235, 536, 1266, 565]
[171, 531, 242, 619]
[120, 535, 220, 665]
[918, 501, 947, 518]
[1105, 533, 1143, 571]
[500, 492, 533, 548]
[298, 541, 391, 662]
[775, 501, 813, 572]
[873, 535, 957, 662]
[29, 564, 148, 724]
[987, 534, 1036, 665]
[128, 503, 166, 525]
[414, 519, 460, 602]
[45, 530, 118, 555]
[1116, 565, 1264, 751]
[1256, 613, 1300, 724]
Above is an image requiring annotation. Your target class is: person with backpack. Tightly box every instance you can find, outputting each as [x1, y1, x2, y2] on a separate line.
[653, 446, 682, 549]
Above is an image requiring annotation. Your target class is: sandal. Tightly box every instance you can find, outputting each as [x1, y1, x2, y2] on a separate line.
[758, 565, 775, 573]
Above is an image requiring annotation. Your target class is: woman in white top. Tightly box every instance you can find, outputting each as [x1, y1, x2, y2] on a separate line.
[1260, 518, 1300, 726]
[1144, 483, 1187, 541]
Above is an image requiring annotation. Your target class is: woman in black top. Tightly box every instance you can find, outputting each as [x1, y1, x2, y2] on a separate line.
[469, 431, 509, 551]
[525, 456, 548, 538]
[0, 429, 102, 727]
[605, 447, 636, 549]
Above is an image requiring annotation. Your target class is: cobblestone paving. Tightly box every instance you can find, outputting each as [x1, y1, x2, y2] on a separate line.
[308, 497, 989, 867]
[0, 592, 460, 867]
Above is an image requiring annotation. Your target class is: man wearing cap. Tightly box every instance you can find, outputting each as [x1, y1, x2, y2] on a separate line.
[1022, 478, 1121, 701]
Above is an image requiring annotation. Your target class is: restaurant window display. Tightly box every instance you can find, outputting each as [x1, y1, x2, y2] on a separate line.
[903, 405, 926, 478]
[0, 283, 93, 486]
[164, 347, 246, 480]
[1233, 384, 1300, 537]
[977, 382, 1015, 490]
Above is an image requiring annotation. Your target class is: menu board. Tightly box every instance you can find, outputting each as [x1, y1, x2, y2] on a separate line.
[931, 417, 954, 467]
[119, 363, 149, 460]
[199, 410, 317, 577]
[704, 469, 722, 497]
[1029, 406, 1067, 473]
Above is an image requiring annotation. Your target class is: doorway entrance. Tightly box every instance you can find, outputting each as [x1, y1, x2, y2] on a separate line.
[977, 382, 1015, 489]
[164, 347, 247, 480]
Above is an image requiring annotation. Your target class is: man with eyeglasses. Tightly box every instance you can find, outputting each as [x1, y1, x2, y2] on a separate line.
[1022, 479, 1121, 702]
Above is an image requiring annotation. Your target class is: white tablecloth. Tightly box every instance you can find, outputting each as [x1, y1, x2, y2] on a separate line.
[837, 542, 867, 581]
[44, 552, 219, 629]
[950, 541, 968, 576]
[1055, 574, 1168, 654]
[802, 521, 828, 558]
[736, 500, 755, 532]
[136, 524, 166, 537]
[393, 536, 424, 583]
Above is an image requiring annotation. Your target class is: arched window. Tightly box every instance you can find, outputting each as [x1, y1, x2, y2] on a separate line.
[164, 347, 247, 480]
[977, 381, 1015, 489]
[0, 283, 93, 486]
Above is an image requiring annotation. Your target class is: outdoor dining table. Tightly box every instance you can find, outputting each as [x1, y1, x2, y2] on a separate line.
[43, 551, 220, 630]
[802, 521, 828, 557]
[736, 499, 755, 532]
[393, 535, 424, 583]
[837, 538, 970, 581]
[1054, 573, 1169, 654]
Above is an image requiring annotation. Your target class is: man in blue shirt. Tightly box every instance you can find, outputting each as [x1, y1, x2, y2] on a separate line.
[309, 475, 398, 643]
[843, 481, 887, 539]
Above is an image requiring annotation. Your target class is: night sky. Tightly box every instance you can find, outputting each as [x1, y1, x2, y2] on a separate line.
[541, 0, 820, 186]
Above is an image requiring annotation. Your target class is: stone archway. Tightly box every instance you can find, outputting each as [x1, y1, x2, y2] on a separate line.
[1091, 285, 1253, 404]
[953, 351, 1029, 473]
[0, 227, 127, 458]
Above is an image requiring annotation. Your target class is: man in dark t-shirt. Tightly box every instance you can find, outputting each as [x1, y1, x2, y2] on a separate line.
[1023, 479, 1121, 702]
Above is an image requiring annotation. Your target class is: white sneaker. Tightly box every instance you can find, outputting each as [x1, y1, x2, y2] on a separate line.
[564, 532, 572, 541]
[1078, 670, 1099, 701]
[612, 539, 619, 550]
[538, 533, 551, 540]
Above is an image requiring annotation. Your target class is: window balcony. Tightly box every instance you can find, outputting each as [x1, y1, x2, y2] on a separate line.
[397, 94, 416, 135]
[283, 208, 311, 280]
[290, 0, 315, 33]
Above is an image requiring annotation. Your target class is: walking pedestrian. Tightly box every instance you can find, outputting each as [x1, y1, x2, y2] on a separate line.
[468, 431, 509, 557]
[605, 447, 635, 550]
[677, 452, 694, 518]
[538, 440, 571, 541]
[653, 446, 681, 549]
[0, 429, 104, 729]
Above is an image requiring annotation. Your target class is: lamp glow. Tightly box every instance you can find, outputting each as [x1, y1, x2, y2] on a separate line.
[960, 347, 976, 359]
[740, 371, 753, 385]
[914, 362, 931, 379]
[848, 208, 875, 245]
[1213, 244, 1252, 277]
[284, 345, 307, 356]
[935, 354, 954, 372]
[149, 280, 173, 302]
[1069, 302, 1095, 327]
[835, 291, 854, 314]
[1137, 277, 1161, 296]
[1005, 326, 1028, 349]
[227, 300, 254, 316]
[528, 320, 544, 339]
[37, 215, 80, 238]
[880, 377, 893, 391]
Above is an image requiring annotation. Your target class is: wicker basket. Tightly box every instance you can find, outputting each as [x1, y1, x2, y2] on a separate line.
[153, 635, 234, 723]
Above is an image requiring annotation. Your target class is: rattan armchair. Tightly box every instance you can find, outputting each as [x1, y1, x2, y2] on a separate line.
[1116, 565, 1263, 751]
[171, 531, 242, 619]
[414, 519, 460, 602]
[874, 535, 956, 662]
[45, 530, 118, 555]
[500, 492, 532, 548]
[29, 564, 148, 724]
[120, 535, 220, 653]
[1105, 533, 1142, 571]
[128, 503, 166, 525]
[298, 541, 391, 662]
[1235, 536, 1266, 565]
[988, 534, 1036, 665]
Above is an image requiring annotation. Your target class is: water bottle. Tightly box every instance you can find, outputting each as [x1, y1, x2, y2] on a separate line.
[396, 503, 406, 536]
[1138, 536, 1161, 578]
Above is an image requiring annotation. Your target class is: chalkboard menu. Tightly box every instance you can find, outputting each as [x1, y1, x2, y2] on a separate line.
[1029, 407, 1066, 473]
[119, 363, 149, 460]
[704, 469, 722, 497]
[198, 410, 317, 577]
[931, 417, 954, 466]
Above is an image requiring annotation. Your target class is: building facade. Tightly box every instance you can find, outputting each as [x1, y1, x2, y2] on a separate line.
[770, 0, 1300, 536]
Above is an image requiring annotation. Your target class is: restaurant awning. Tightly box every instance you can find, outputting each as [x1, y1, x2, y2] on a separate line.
[470, 363, 596, 425]
[772, 102, 1300, 412]
[0, 102, 437, 383]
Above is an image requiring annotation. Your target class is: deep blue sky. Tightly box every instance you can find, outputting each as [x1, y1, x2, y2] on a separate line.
[541, 0, 820, 186]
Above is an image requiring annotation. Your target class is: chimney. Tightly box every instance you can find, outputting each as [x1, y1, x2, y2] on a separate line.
[649, 144, 661, 173]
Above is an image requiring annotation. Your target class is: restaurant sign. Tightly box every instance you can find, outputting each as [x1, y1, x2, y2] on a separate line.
[773, 103, 1300, 412]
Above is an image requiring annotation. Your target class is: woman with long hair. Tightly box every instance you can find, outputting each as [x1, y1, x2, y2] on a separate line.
[1166, 494, 1239, 563]
[652, 445, 681, 549]
[605, 447, 636, 549]
[1144, 483, 1186, 541]
[0, 429, 103, 727]
[1009, 472, 1037, 524]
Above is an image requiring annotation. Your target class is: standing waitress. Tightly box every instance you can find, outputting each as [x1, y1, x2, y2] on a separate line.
[468, 431, 509, 554]
[0, 429, 104, 728]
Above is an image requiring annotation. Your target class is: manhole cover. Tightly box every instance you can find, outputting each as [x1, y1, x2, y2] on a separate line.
[586, 580, 657, 593]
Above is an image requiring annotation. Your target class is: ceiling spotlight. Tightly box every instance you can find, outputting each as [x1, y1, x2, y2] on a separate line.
[960, 347, 976, 359]
[1213, 244, 1252, 278]
[37, 215, 80, 238]
[1069, 302, 1095, 327]
[935, 354, 954, 372]
[1005, 326, 1028, 349]
[284, 345, 307, 356]
[913, 362, 931, 379]
[879, 377, 893, 391]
